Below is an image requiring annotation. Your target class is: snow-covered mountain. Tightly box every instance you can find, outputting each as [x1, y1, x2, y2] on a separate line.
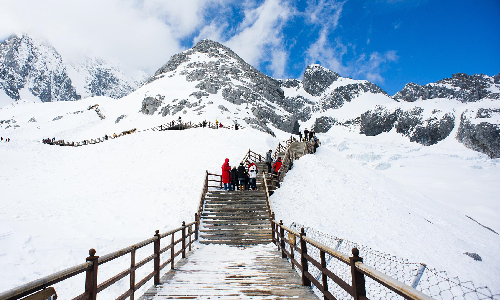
[1, 39, 500, 299]
[0, 34, 79, 103]
[139, 40, 390, 135]
[1, 37, 499, 158]
[0, 34, 145, 105]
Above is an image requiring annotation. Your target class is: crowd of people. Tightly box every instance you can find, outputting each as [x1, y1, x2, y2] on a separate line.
[221, 154, 282, 191]
[0, 137, 11, 142]
[42, 137, 56, 144]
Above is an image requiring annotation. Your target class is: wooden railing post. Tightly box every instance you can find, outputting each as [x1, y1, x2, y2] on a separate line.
[130, 248, 136, 300]
[195, 213, 199, 240]
[271, 213, 276, 245]
[350, 248, 366, 300]
[320, 250, 328, 300]
[154, 230, 161, 285]
[300, 228, 311, 286]
[171, 232, 175, 269]
[279, 220, 286, 258]
[182, 221, 186, 258]
[85, 248, 99, 300]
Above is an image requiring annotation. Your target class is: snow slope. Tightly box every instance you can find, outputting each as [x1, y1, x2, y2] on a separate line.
[0, 90, 499, 299]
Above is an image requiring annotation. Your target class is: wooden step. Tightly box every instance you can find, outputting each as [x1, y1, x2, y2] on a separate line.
[139, 243, 318, 299]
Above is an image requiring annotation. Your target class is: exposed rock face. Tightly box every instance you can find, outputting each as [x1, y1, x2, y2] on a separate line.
[394, 73, 500, 102]
[141, 96, 163, 115]
[360, 106, 399, 136]
[319, 83, 388, 111]
[395, 109, 455, 146]
[313, 116, 336, 133]
[0, 34, 142, 102]
[359, 106, 455, 146]
[303, 64, 340, 96]
[456, 108, 500, 158]
[0, 34, 79, 102]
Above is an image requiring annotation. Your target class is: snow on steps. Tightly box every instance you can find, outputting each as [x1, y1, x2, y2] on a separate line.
[139, 243, 319, 299]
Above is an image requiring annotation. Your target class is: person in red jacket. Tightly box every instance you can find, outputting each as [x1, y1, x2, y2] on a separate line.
[272, 157, 282, 175]
[221, 158, 232, 190]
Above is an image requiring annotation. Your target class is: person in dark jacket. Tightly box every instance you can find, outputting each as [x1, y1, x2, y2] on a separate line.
[221, 158, 232, 190]
[272, 157, 282, 175]
[231, 167, 239, 190]
[298, 132, 302, 142]
[304, 129, 309, 141]
[237, 162, 247, 191]
[309, 129, 314, 141]
[265, 150, 272, 173]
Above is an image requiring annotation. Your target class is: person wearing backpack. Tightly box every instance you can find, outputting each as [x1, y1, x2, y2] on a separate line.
[237, 162, 247, 191]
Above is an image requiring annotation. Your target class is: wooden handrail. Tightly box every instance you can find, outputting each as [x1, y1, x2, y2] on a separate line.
[0, 218, 199, 300]
[272, 221, 434, 300]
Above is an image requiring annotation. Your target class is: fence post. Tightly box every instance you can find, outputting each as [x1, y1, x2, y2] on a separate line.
[154, 230, 161, 285]
[130, 247, 136, 300]
[182, 221, 186, 258]
[279, 220, 285, 258]
[171, 232, 175, 269]
[85, 248, 99, 300]
[300, 228, 311, 286]
[320, 250, 328, 300]
[271, 213, 276, 245]
[195, 213, 199, 241]
[350, 248, 366, 300]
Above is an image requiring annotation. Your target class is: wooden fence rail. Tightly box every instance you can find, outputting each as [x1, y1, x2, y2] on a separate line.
[271, 222, 434, 300]
[0, 218, 199, 300]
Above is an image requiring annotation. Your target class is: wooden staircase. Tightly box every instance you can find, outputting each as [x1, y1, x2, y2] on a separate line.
[140, 150, 318, 299]
[199, 162, 272, 246]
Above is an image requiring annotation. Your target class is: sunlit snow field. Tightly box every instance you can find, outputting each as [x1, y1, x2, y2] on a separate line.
[0, 98, 499, 298]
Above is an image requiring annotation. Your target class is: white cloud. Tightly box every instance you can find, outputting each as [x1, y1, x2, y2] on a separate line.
[0, 0, 229, 74]
[224, 0, 293, 70]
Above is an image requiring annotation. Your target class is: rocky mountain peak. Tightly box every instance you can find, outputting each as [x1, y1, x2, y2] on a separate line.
[393, 73, 500, 103]
[303, 64, 340, 96]
[0, 34, 79, 102]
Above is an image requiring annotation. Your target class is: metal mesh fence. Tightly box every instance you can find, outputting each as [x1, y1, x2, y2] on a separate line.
[288, 222, 500, 300]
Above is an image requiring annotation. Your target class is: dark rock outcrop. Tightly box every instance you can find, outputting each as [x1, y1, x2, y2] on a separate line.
[395, 108, 455, 146]
[319, 82, 388, 111]
[360, 106, 455, 146]
[303, 64, 340, 96]
[360, 106, 400, 136]
[456, 108, 500, 158]
[394, 73, 500, 103]
[141, 96, 163, 115]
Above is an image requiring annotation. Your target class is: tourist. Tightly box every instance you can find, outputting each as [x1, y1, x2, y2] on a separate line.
[298, 131, 302, 142]
[237, 162, 247, 191]
[265, 150, 273, 173]
[248, 162, 258, 190]
[304, 128, 309, 141]
[231, 167, 239, 190]
[221, 158, 232, 191]
[272, 157, 282, 175]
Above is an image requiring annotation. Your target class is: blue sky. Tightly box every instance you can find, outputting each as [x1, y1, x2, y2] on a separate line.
[1, 0, 499, 95]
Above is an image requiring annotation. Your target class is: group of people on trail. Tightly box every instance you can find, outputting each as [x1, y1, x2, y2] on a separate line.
[42, 137, 55, 144]
[265, 150, 282, 175]
[201, 120, 238, 130]
[298, 128, 321, 153]
[221, 151, 284, 191]
[299, 128, 316, 142]
[221, 159, 259, 191]
[0, 137, 11, 142]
